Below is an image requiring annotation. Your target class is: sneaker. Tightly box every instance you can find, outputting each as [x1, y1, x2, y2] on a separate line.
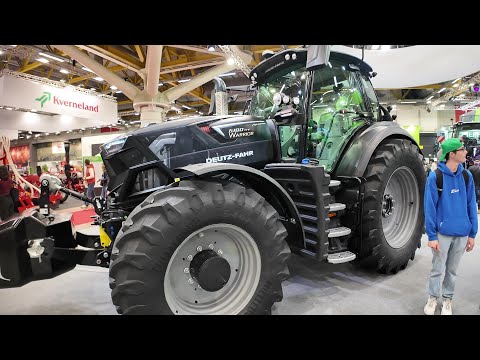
[80, 205, 88, 209]
[441, 298, 453, 315]
[424, 296, 437, 315]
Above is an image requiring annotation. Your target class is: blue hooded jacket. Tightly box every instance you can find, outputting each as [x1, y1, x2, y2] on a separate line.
[424, 161, 478, 240]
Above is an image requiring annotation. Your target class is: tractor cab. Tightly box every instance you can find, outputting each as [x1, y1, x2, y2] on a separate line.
[248, 48, 382, 172]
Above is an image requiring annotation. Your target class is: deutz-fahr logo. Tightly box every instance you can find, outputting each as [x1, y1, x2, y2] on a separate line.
[206, 151, 254, 163]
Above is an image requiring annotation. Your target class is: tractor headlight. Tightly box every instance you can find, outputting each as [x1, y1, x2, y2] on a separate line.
[273, 92, 282, 106]
[102, 135, 128, 155]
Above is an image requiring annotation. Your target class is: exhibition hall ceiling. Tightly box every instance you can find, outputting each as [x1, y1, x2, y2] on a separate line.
[1, 45, 479, 127]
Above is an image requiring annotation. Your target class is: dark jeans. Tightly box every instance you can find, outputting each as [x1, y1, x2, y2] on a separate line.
[0, 194, 14, 222]
[101, 185, 108, 199]
[84, 183, 95, 206]
[476, 185, 480, 209]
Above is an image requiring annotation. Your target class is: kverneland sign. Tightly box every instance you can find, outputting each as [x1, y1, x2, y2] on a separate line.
[53, 95, 99, 112]
[0, 71, 117, 122]
[35, 91, 99, 112]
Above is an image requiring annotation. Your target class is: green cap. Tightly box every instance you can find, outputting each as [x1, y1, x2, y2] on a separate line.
[439, 138, 464, 161]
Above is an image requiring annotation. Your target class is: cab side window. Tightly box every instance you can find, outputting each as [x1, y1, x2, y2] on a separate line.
[306, 63, 368, 171]
[360, 74, 379, 121]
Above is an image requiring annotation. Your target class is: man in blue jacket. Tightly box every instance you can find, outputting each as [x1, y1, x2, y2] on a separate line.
[423, 138, 477, 315]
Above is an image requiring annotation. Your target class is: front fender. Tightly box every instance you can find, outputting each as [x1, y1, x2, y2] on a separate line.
[175, 163, 304, 245]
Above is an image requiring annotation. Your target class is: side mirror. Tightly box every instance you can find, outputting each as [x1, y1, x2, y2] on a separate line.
[306, 45, 331, 71]
[380, 104, 393, 121]
[242, 99, 252, 115]
[356, 111, 374, 118]
[274, 107, 299, 123]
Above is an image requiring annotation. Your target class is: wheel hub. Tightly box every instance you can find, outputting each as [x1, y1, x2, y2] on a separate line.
[164, 223, 261, 314]
[189, 250, 231, 292]
[382, 194, 395, 217]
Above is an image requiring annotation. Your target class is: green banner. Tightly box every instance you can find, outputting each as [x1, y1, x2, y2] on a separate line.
[82, 155, 103, 163]
[403, 125, 420, 145]
[475, 108, 480, 121]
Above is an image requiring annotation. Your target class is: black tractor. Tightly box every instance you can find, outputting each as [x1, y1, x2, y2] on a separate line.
[0, 46, 426, 315]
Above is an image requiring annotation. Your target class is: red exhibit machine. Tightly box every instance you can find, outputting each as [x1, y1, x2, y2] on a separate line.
[0, 136, 62, 212]
[56, 141, 85, 204]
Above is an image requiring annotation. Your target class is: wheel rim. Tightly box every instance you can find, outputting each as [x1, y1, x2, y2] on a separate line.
[164, 223, 261, 315]
[381, 166, 419, 248]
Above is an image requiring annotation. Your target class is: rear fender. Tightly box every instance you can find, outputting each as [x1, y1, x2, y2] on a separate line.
[334, 122, 421, 177]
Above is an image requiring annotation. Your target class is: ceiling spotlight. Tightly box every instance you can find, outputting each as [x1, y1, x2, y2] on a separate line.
[39, 52, 64, 62]
[207, 45, 216, 51]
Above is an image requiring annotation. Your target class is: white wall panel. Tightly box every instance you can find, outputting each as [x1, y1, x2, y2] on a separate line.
[1, 129, 19, 140]
[391, 105, 455, 132]
[0, 109, 114, 133]
[332, 45, 480, 89]
[437, 110, 456, 129]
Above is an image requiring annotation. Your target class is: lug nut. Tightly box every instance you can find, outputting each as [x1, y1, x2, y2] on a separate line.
[188, 278, 194, 284]
[196, 246, 202, 252]
[217, 249, 223, 256]
[208, 244, 214, 249]
[184, 268, 189, 273]
[187, 255, 193, 261]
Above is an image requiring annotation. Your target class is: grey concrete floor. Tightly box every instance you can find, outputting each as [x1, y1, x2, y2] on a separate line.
[1, 197, 479, 315]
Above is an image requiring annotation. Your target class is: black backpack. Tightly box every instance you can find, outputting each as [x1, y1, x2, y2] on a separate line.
[435, 168, 469, 198]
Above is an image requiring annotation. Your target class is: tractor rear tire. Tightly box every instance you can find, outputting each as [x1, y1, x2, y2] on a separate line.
[109, 180, 290, 315]
[356, 138, 425, 273]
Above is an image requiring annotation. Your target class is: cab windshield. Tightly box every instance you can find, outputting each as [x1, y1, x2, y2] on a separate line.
[249, 66, 308, 120]
[248, 53, 378, 173]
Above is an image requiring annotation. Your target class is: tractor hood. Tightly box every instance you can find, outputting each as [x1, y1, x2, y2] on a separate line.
[100, 115, 278, 192]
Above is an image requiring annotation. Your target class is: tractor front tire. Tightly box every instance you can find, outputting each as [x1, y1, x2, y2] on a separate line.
[357, 138, 426, 273]
[109, 180, 290, 315]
